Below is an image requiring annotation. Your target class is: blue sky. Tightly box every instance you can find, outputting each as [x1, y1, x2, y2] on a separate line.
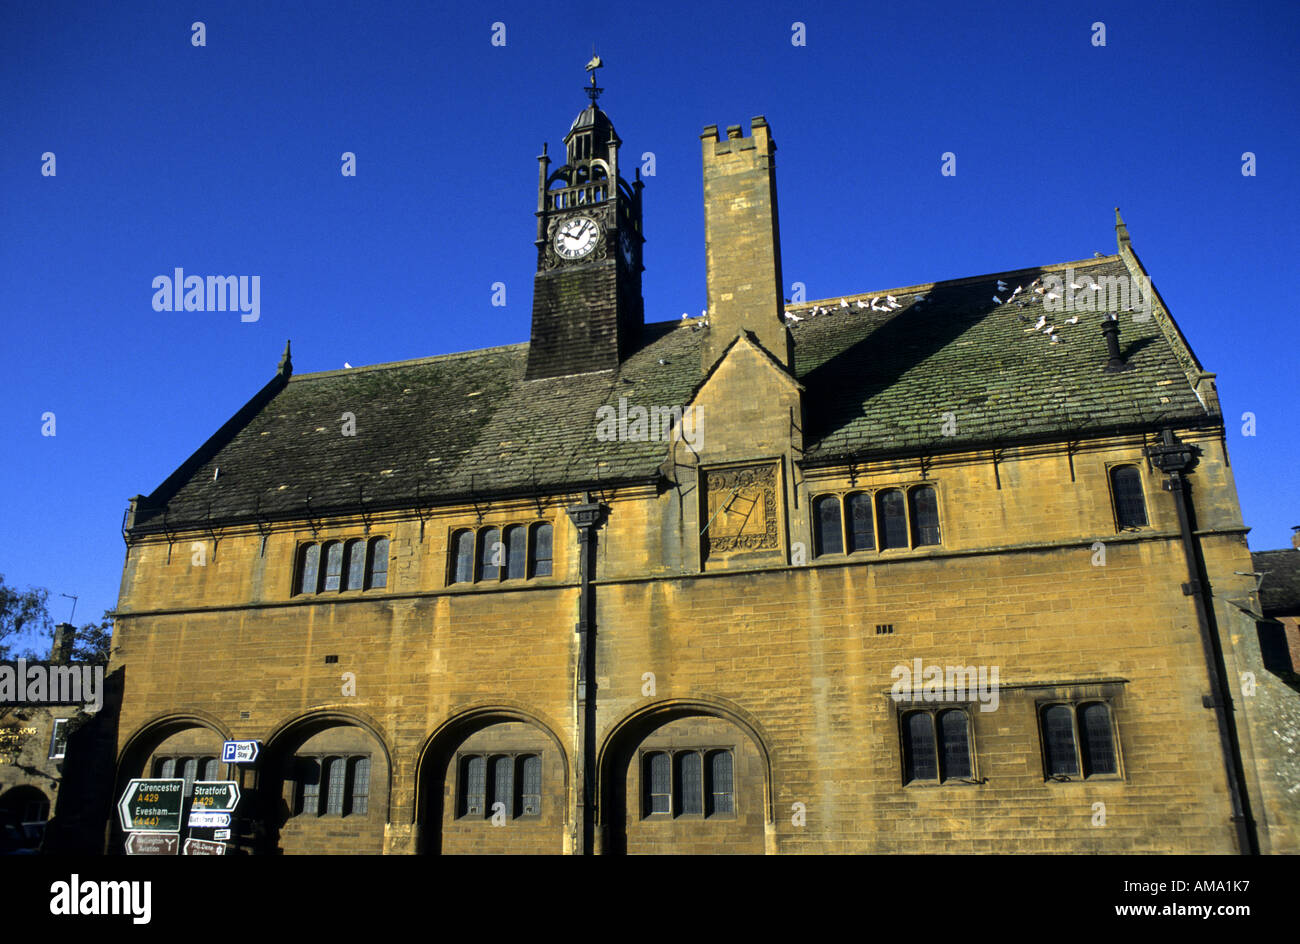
[2, 0, 1297, 646]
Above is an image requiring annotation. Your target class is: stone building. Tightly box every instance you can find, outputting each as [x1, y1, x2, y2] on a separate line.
[1253, 531, 1300, 675]
[0, 623, 113, 853]
[107, 82, 1298, 854]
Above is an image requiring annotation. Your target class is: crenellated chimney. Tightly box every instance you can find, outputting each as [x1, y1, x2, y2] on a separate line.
[699, 117, 790, 373]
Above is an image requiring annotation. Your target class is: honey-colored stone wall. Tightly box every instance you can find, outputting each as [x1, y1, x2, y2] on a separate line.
[108, 422, 1290, 853]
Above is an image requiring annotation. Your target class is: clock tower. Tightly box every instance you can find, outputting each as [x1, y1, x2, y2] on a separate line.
[525, 61, 645, 380]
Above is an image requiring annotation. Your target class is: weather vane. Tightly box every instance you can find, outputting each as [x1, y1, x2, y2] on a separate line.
[584, 50, 604, 105]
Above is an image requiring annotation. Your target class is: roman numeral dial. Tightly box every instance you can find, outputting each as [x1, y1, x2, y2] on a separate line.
[554, 216, 599, 259]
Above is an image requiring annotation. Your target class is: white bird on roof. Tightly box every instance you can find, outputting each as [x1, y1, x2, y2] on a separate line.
[1094, 251, 1105, 258]
[344, 362, 352, 368]
[1050, 333, 1063, 344]
[682, 312, 690, 320]
[1044, 324, 1057, 334]
[855, 299, 868, 308]
[996, 280, 1008, 291]
[1045, 291, 1060, 301]
[1087, 283, 1102, 292]
[1033, 315, 1047, 331]
[886, 295, 901, 309]
[1030, 277, 1042, 287]
[1034, 286, 1046, 295]
[784, 310, 803, 322]
[1069, 281, 1083, 290]
[1011, 285, 1022, 296]
[840, 298, 849, 308]
[992, 295, 1002, 304]
[1064, 315, 1079, 325]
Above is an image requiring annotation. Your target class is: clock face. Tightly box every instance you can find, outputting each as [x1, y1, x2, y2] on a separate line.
[554, 216, 599, 259]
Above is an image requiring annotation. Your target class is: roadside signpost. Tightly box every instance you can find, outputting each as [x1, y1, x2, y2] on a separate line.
[118, 779, 185, 833]
[191, 781, 240, 811]
[184, 779, 240, 849]
[221, 740, 260, 764]
[125, 832, 179, 855]
[182, 838, 227, 856]
[187, 811, 231, 827]
[120, 777, 240, 855]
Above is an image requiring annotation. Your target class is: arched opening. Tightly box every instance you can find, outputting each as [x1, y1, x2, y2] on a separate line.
[415, 708, 568, 855]
[0, 785, 50, 853]
[111, 714, 229, 853]
[256, 713, 391, 855]
[598, 701, 771, 855]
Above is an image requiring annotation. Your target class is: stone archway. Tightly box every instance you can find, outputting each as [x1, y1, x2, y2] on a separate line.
[256, 710, 392, 855]
[111, 713, 229, 852]
[415, 706, 569, 855]
[0, 784, 51, 824]
[597, 699, 773, 855]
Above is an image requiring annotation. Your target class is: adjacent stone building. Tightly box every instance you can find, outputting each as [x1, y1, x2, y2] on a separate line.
[1, 623, 115, 853]
[1253, 533, 1300, 675]
[106, 83, 1299, 853]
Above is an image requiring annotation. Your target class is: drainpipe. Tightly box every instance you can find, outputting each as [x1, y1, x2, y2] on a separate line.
[566, 493, 606, 855]
[1145, 429, 1258, 854]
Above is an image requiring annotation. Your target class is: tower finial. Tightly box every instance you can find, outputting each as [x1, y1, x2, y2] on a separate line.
[584, 51, 604, 104]
[1114, 206, 1131, 250]
[278, 339, 293, 377]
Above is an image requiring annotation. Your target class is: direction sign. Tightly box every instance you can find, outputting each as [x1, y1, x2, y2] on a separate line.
[213, 829, 232, 840]
[187, 811, 231, 828]
[222, 740, 260, 763]
[183, 838, 226, 856]
[118, 779, 185, 833]
[191, 781, 240, 812]
[125, 832, 179, 855]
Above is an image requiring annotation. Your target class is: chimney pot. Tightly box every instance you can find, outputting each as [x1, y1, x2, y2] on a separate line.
[1101, 315, 1126, 371]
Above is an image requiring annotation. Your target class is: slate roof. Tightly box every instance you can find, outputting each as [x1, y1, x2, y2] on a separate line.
[1253, 549, 1300, 616]
[130, 256, 1216, 534]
